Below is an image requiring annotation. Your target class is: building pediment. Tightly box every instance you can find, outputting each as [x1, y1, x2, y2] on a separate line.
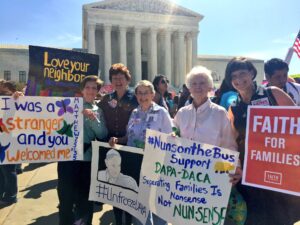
[84, 0, 202, 18]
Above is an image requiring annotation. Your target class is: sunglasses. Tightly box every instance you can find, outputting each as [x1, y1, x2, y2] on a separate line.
[160, 79, 169, 84]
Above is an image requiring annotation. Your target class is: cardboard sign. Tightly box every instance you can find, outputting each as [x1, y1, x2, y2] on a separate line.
[0, 96, 83, 164]
[243, 106, 300, 196]
[138, 129, 239, 225]
[26, 45, 99, 97]
[89, 142, 148, 224]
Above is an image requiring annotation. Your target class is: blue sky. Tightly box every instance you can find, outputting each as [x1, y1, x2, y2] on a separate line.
[1, 0, 299, 74]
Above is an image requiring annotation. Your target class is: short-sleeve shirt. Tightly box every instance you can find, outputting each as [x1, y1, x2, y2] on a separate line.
[174, 98, 237, 151]
[284, 82, 300, 106]
[266, 81, 300, 105]
[98, 89, 138, 139]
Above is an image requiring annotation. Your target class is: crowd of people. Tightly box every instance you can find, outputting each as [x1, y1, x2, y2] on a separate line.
[1, 57, 300, 225]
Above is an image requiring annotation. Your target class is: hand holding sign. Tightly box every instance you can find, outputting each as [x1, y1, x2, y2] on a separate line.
[139, 129, 239, 225]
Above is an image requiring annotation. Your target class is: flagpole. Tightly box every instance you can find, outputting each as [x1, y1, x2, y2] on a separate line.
[284, 47, 293, 65]
[284, 30, 300, 65]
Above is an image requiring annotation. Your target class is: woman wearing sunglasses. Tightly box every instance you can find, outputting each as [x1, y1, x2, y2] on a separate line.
[152, 75, 175, 117]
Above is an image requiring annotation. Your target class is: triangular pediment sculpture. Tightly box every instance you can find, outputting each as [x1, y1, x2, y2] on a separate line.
[85, 0, 202, 18]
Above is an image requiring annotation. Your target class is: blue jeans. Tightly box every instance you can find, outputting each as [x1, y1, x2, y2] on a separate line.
[0, 164, 18, 202]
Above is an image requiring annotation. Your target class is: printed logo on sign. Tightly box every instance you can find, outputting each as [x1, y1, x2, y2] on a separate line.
[264, 171, 282, 185]
[251, 97, 270, 106]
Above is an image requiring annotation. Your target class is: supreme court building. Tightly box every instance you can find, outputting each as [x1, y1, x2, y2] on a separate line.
[1, 0, 265, 87]
[82, 0, 203, 86]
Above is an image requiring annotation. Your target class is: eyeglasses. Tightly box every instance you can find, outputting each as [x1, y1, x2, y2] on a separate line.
[136, 91, 151, 96]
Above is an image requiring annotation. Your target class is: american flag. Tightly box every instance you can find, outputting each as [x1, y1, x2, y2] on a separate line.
[293, 30, 300, 58]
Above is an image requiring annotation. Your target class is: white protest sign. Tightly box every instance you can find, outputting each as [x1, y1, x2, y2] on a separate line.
[138, 129, 239, 225]
[89, 141, 148, 224]
[0, 96, 83, 164]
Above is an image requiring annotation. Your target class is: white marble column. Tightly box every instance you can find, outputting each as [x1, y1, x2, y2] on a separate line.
[177, 31, 186, 86]
[149, 28, 158, 81]
[186, 32, 192, 73]
[164, 29, 172, 82]
[134, 27, 142, 83]
[104, 24, 112, 83]
[192, 31, 199, 67]
[87, 24, 96, 54]
[119, 26, 127, 65]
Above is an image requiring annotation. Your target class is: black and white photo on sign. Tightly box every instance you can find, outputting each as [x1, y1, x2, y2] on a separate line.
[89, 141, 148, 224]
[97, 148, 138, 192]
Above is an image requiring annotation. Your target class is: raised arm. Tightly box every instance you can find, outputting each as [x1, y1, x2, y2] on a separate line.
[270, 86, 296, 106]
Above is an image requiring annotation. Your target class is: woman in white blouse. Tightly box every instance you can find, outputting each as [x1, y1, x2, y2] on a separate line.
[173, 66, 242, 182]
[174, 66, 236, 149]
[173, 66, 244, 225]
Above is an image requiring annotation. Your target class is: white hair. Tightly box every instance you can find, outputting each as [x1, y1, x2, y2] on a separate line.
[185, 66, 214, 89]
[135, 80, 155, 94]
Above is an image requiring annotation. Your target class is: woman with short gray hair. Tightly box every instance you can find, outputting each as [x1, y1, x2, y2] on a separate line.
[109, 80, 173, 148]
[174, 65, 241, 169]
[174, 66, 237, 150]
[185, 66, 214, 90]
[109, 80, 172, 225]
[173, 65, 244, 225]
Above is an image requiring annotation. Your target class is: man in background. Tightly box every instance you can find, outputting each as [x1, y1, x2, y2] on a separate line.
[265, 58, 300, 105]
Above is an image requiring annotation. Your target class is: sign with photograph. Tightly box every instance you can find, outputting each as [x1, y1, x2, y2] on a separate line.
[90, 142, 148, 224]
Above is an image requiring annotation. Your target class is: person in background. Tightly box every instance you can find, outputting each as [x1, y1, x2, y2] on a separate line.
[264, 58, 300, 105]
[173, 66, 244, 225]
[98, 63, 138, 225]
[152, 75, 175, 117]
[177, 84, 192, 109]
[172, 95, 179, 115]
[225, 57, 299, 225]
[0, 80, 18, 206]
[57, 76, 107, 225]
[109, 80, 173, 225]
